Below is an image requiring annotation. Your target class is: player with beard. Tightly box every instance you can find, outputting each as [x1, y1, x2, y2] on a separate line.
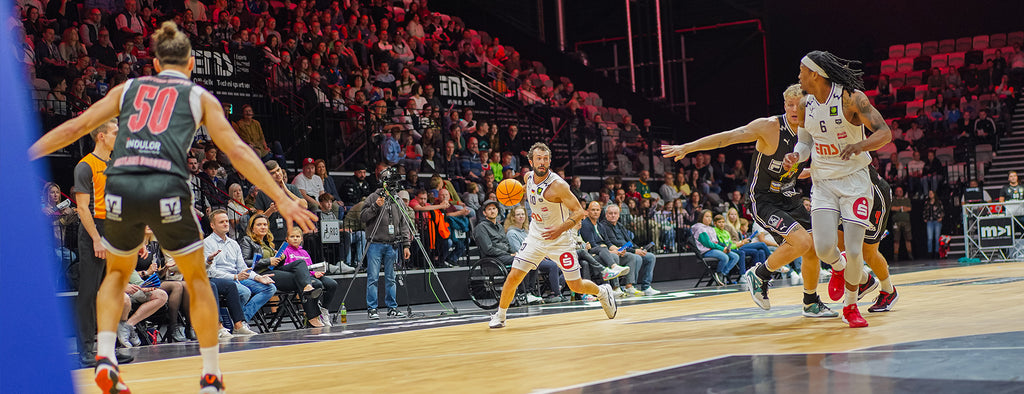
[488, 143, 617, 328]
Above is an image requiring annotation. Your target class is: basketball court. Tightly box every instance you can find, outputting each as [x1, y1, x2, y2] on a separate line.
[69, 261, 1024, 393]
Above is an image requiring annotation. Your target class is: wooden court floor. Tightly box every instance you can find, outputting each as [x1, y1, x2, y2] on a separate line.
[73, 262, 1024, 393]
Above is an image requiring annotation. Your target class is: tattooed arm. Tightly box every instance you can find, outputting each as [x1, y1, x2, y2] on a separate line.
[840, 90, 892, 160]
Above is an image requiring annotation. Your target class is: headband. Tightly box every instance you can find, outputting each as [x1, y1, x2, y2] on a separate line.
[801, 55, 830, 79]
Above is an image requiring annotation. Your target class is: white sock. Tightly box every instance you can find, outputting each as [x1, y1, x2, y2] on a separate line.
[831, 257, 847, 272]
[880, 277, 894, 293]
[844, 287, 858, 306]
[495, 307, 507, 320]
[97, 331, 117, 363]
[200, 346, 221, 376]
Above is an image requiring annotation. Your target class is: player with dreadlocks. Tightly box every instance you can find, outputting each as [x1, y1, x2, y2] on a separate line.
[782, 50, 892, 328]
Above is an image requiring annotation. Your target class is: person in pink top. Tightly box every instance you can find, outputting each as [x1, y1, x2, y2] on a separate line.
[282, 227, 338, 327]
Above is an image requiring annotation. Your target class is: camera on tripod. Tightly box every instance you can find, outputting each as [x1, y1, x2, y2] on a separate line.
[379, 166, 404, 194]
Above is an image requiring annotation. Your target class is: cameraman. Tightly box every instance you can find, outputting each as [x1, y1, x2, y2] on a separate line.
[360, 171, 412, 320]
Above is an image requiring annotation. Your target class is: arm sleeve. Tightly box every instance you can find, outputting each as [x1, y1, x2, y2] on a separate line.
[697, 232, 723, 250]
[794, 126, 813, 163]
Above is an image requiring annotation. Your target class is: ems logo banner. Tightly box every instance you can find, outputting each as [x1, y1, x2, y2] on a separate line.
[978, 216, 1014, 248]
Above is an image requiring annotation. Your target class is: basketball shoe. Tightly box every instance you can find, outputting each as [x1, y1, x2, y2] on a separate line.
[94, 357, 130, 393]
[597, 284, 617, 319]
[488, 313, 505, 329]
[841, 304, 869, 328]
[857, 273, 879, 301]
[827, 252, 848, 301]
[868, 287, 899, 312]
[743, 264, 770, 310]
[802, 294, 838, 317]
[199, 374, 226, 394]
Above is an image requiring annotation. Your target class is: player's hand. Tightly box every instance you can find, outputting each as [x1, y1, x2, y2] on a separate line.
[541, 226, 564, 240]
[277, 198, 318, 233]
[93, 238, 107, 259]
[840, 142, 865, 160]
[782, 152, 800, 169]
[660, 144, 689, 161]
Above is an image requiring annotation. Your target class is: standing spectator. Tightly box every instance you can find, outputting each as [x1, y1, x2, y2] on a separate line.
[891, 186, 914, 261]
[999, 170, 1024, 219]
[204, 210, 274, 335]
[360, 185, 412, 319]
[906, 150, 925, 198]
[923, 190, 945, 259]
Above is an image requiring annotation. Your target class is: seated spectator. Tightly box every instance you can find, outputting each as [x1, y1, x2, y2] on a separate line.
[281, 226, 338, 327]
[117, 270, 169, 347]
[875, 74, 894, 107]
[691, 209, 739, 286]
[600, 204, 657, 296]
[205, 209, 275, 335]
[724, 207, 770, 268]
[292, 157, 325, 211]
[439, 187, 471, 265]
[136, 233, 189, 342]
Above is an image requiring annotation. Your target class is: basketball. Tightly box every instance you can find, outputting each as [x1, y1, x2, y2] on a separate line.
[496, 179, 525, 206]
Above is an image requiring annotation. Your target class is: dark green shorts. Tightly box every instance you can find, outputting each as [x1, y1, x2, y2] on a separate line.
[101, 173, 203, 256]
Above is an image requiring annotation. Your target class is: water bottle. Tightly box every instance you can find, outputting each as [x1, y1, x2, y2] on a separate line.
[339, 303, 347, 324]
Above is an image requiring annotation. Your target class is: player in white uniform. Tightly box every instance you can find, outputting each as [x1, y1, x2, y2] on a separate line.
[783, 51, 892, 328]
[489, 143, 617, 328]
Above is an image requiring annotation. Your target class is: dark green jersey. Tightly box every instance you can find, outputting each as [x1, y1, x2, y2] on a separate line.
[108, 70, 207, 180]
[749, 115, 808, 197]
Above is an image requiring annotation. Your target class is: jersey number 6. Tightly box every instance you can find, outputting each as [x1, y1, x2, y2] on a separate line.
[127, 84, 179, 134]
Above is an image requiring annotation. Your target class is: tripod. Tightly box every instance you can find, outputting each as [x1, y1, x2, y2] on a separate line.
[339, 182, 458, 318]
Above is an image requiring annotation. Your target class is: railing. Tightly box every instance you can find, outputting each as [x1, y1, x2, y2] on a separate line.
[961, 200, 1024, 262]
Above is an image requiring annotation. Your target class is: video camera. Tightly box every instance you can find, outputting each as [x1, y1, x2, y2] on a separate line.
[379, 166, 404, 194]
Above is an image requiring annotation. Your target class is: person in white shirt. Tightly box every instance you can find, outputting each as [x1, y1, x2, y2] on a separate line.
[204, 209, 276, 335]
[291, 157, 325, 210]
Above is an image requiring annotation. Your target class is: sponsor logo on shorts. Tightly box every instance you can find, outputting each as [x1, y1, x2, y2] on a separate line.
[768, 215, 783, 229]
[160, 196, 183, 223]
[559, 252, 575, 269]
[853, 197, 869, 220]
[105, 194, 123, 221]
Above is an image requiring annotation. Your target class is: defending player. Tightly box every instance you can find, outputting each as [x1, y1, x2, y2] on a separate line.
[30, 22, 317, 393]
[661, 84, 836, 316]
[488, 143, 617, 328]
[783, 51, 892, 328]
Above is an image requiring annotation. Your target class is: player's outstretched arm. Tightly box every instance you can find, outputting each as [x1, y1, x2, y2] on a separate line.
[660, 117, 774, 161]
[541, 181, 587, 241]
[200, 92, 317, 232]
[841, 91, 892, 160]
[29, 84, 125, 159]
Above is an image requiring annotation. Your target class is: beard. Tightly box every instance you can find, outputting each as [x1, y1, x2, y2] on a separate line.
[534, 166, 548, 177]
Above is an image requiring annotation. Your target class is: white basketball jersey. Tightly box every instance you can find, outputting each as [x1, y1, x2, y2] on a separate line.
[804, 83, 871, 180]
[526, 171, 570, 236]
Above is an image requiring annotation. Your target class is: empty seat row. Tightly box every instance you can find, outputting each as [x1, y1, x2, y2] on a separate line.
[888, 32, 1023, 58]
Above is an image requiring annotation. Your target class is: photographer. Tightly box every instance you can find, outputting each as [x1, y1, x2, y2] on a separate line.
[360, 168, 412, 320]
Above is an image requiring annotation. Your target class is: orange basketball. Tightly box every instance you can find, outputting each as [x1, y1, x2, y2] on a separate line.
[496, 178, 525, 206]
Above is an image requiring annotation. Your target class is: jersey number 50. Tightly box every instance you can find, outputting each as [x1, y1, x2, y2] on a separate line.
[127, 84, 179, 134]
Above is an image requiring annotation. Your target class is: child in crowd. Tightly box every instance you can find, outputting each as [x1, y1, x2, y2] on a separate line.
[282, 226, 338, 327]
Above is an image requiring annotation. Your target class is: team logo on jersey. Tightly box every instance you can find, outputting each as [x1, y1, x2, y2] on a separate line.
[768, 159, 783, 173]
[853, 197, 869, 220]
[835, 119, 843, 125]
[160, 196, 183, 223]
[768, 215, 783, 229]
[105, 194, 123, 221]
[830, 106, 838, 116]
[559, 252, 576, 270]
